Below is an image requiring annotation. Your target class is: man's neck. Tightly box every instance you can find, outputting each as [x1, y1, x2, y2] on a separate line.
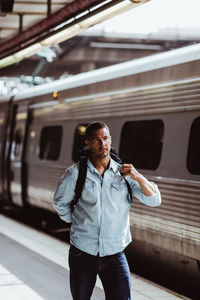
[90, 156, 110, 176]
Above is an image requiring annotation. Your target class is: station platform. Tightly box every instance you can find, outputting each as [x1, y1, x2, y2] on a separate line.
[0, 214, 190, 300]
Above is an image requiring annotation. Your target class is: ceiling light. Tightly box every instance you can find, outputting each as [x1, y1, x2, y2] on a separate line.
[79, 0, 142, 28]
[90, 42, 162, 51]
[41, 25, 82, 47]
[41, 0, 147, 48]
[14, 43, 43, 59]
[0, 55, 21, 68]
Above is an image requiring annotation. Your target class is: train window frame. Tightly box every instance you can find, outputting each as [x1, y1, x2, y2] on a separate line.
[119, 119, 164, 170]
[187, 116, 200, 175]
[39, 125, 62, 161]
[72, 124, 88, 162]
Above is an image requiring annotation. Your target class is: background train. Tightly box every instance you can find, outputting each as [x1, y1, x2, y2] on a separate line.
[0, 43, 200, 299]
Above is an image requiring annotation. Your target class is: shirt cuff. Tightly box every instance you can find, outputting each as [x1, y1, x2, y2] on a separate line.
[142, 182, 161, 207]
[59, 213, 72, 223]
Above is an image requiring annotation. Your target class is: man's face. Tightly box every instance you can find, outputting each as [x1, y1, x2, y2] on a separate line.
[86, 127, 111, 159]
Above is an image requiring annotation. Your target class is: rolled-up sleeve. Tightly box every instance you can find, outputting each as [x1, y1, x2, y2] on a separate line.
[130, 180, 161, 207]
[53, 167, 76, 223]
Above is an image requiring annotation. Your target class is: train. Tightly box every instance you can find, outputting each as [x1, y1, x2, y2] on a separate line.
[0, 42, 200, 299]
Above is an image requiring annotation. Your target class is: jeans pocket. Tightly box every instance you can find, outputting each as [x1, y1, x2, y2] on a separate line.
[69, 245, 83, 256]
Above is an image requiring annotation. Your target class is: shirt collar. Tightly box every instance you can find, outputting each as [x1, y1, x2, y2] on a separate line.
[109, 158, 120, 173]
[87, 159, 96, 173]
[87, 157, 119, 174]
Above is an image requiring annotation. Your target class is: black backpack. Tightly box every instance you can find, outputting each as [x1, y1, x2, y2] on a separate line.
[71, 147, 132, 211]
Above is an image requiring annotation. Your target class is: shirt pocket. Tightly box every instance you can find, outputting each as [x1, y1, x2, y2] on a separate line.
[111, 181, 129, 201]
[81, 179, 96, 203]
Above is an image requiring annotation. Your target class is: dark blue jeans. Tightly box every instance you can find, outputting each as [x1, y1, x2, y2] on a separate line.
[68, 245, 131, 300]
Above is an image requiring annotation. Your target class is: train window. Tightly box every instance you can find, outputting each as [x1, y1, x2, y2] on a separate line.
[72, 124, 88, 162]
[187, 117, 200, 174]
[119, 120, 164, 170]
[39, 126, 62, 161]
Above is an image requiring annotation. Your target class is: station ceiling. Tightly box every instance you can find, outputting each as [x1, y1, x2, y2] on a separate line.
[0, 0, 150, 67]
[0, 0, 195, 94]
[0, 0, 194, 78]
[0, 0, 75, 44]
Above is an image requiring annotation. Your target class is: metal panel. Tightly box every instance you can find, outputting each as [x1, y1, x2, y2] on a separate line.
[129, 176, 200, 260]
[31, 78, 200, 123]
[27, 163, 66, 211]
[131, 176, 200, 228]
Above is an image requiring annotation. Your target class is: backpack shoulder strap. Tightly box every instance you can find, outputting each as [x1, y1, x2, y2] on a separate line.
[110, 147, 132, 202]
[124, 178, 133, 203]
[110, 147, 123, 164]
[71, 156, 88, 211]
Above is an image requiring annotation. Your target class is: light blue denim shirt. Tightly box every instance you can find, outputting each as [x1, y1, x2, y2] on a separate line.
[53, 158, 161, 257]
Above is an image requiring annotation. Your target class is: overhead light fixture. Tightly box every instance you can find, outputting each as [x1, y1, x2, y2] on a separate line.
[0, 55, 21, 68]
[41, 25, 82, 47]
[41, 0, 147, 48]
[0, 0, 148, 68]
[79, 0, 141, 28]
[90, 42, 163, 51]
[14, 43, 42, 59]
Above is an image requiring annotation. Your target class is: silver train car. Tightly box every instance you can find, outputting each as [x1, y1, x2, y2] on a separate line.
[0, 43, 200, 298]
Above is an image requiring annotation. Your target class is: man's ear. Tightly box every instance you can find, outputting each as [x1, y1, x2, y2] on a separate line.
[85, 139, 90, 148]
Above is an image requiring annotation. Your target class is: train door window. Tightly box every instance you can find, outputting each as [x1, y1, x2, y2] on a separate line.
[39, 125, 62, 161]
[119, 120, 164, 170]
[72, 124, 88, 162]
[12, 128, 23, 158]
[187, 116, 200, 174]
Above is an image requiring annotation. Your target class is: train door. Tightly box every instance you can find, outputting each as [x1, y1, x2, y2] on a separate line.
[0, 103, 9, 198]
[3, 98, 17, 204]
[9, 103, 31, 207]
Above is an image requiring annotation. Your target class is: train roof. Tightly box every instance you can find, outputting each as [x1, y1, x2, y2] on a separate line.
[7, 42, 200, 102]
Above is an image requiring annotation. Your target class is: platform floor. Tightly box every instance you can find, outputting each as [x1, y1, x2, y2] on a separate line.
[0, 214, 189, 300]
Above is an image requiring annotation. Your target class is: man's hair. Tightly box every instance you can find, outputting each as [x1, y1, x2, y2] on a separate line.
[85, 121, 110, 140]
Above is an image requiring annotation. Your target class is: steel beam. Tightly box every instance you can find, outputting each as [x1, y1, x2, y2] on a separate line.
[0, 0, 14, 12]
[0, 0, 103, 59]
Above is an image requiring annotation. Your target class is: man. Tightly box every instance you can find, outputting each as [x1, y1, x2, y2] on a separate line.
[53, 121, 161, 300]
